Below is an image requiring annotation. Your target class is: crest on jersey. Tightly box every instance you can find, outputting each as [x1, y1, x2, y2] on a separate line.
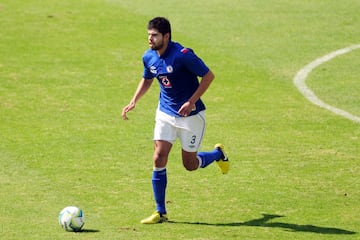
[166, 65, 173, 73]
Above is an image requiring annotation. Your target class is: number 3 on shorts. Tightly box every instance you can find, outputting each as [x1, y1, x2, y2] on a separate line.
[190, 135, 196, 144]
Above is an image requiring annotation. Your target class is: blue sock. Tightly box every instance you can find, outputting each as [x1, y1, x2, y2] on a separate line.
[152, 169, 167, 214]
[198, 149, 223, 168]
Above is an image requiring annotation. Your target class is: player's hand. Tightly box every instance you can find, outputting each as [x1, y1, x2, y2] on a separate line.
[122, 101, 135, 120]
[178, 101, 195, 117]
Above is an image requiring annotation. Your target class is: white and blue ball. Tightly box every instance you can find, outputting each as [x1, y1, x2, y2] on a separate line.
[58, 206, 85, 232]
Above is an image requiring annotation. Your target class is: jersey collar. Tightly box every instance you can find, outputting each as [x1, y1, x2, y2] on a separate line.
[160, 41, 174, 58]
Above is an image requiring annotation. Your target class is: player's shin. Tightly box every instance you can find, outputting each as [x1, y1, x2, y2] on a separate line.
[197, 149, 222, 168]
[152, 168, 167, 214]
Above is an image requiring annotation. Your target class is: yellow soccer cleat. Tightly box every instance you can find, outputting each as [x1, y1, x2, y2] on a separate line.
[140, 211, 168, 224]
[214, 143, 230, 174]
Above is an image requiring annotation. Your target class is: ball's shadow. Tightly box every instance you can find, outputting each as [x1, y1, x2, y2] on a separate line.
[77, 229, 100, 233]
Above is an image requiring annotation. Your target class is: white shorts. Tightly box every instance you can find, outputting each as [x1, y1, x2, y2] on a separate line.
[154, 109, 206, 152]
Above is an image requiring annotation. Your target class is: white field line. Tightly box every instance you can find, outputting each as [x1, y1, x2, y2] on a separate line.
[293, 44, 360, 124]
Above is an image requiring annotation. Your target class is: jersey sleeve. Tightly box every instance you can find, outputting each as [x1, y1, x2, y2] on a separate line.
[179, 48, 209, 77]
[142, 52, 154, 80]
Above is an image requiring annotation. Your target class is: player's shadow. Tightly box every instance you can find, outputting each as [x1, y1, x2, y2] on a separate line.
[168, 214, 356, 235]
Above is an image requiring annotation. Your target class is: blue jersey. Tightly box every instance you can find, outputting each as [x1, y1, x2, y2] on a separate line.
[142, 41, 209, 117]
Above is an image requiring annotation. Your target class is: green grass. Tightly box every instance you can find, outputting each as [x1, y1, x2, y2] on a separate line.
[308, 49, 360, 116]
[1, 0, 359, 239]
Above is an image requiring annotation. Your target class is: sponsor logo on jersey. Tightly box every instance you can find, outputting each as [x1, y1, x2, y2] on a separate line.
[150, 66, 157, 74]
[159, 76, 172, 88]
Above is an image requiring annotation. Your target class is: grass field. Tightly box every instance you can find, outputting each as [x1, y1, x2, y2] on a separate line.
[1, 0, 359, 239]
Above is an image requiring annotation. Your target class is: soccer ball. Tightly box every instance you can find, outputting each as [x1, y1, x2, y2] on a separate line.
[58, 206, 85, 232]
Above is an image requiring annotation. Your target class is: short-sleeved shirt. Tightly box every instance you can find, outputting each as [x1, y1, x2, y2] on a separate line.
[142, 41, 209, 117]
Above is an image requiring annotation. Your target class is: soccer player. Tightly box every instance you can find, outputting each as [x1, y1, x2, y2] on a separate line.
[122, 17, 229, 224]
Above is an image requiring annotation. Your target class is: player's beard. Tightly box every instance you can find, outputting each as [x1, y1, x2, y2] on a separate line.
[150, 39, 164, 51]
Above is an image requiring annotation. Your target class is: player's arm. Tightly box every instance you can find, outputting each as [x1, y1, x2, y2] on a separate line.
[122, 78, 154, 120]
[178, 70, 215, 117]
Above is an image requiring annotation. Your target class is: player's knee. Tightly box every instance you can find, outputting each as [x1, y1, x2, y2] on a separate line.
[153, 153, 167, 168]
[181, 151, 199, 171]
[182, 161, 198, 171]
[183, 165, 197, 171]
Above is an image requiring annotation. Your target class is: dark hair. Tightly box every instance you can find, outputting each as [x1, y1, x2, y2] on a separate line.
[147, 17, 172, 40]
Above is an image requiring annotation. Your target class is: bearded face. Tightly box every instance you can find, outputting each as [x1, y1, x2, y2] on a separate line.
[148, 29, 168, 51]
